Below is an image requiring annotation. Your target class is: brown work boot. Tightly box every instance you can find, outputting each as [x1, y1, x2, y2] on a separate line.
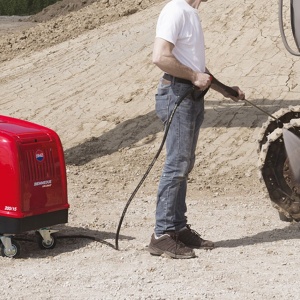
[148, 232, 195, 259]
[177, 225, 214, 250]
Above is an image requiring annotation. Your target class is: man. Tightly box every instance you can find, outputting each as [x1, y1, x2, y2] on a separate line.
[148, 0, 245, 259]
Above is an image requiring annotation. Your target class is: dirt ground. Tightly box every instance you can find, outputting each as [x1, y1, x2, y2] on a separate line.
[1, 0, 300, 299]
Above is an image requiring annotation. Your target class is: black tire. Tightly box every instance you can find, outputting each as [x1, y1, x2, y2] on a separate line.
[36, 232, 57, 250]
[0, 239, 21, 258]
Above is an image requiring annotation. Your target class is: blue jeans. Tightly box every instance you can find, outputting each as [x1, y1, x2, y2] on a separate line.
[154, 77, 205, 235]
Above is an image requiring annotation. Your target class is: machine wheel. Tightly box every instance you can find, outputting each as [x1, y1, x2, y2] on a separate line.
[257, 106, 300, 221]
[0, 239, 21, 258]
[36, 232, 57, 250]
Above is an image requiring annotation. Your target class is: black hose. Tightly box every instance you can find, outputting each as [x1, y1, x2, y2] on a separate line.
[14, 234, 96, 242]
[115, 86, 195, 250]
[56, 235, 96, 240]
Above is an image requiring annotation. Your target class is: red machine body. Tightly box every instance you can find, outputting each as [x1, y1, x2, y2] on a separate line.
[0, 115, 69, 234]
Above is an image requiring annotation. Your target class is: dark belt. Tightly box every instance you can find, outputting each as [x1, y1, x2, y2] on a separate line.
[163, 73, 193, 85]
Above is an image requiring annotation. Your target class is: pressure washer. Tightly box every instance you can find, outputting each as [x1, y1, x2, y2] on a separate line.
[0, 116, 69, 258]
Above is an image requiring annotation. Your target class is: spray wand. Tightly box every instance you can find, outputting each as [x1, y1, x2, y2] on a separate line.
[211, 76, 284, 128]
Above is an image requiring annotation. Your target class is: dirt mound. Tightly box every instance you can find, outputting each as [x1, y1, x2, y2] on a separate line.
[0, 0, 162, 63]
[29, 0, 101, 22]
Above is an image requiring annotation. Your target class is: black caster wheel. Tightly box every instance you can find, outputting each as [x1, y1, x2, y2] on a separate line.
[0, 238, 21, 258]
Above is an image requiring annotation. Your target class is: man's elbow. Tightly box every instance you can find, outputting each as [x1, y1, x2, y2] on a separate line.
[152, 53, 162, 66]
[153, 52, 167, 70]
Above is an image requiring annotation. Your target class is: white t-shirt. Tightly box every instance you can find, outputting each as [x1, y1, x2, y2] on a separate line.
[156, 0, 206, 73]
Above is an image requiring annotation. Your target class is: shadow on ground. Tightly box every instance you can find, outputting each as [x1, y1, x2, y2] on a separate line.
[215, 223, 300, 248]
[64, 99, 300, 165]
[15, 224, 133, 259]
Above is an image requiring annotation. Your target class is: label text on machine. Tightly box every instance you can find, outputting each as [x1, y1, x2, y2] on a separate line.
[34, 180, 52, 187]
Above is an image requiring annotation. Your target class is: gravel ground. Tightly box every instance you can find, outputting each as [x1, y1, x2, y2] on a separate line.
[1, 0, 300, 299]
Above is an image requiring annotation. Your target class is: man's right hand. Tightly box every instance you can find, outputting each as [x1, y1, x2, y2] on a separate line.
[192, 73, 212, 90]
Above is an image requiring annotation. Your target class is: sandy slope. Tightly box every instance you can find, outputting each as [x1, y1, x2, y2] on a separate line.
[0, 0, 300, 299]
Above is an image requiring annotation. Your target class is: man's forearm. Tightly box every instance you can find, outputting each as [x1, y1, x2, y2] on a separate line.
[153, 53, 196, 82]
